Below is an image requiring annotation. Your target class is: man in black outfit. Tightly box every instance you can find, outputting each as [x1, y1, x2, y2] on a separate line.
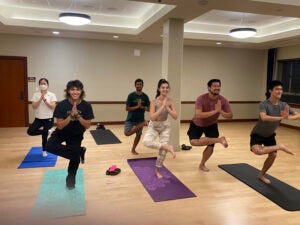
[46, 80, 94, 189]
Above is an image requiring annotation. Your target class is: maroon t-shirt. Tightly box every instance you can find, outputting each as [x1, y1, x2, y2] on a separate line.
[192, 93, 231, 127]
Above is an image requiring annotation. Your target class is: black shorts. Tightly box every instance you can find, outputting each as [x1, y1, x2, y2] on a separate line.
[250, 133, 276, 148]
[187, 121, 219, 146]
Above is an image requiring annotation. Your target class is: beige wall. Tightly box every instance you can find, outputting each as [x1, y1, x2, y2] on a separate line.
[277, 44, 300, 60]
[0, 33, 273, 125]
[182, 46, 267, 101]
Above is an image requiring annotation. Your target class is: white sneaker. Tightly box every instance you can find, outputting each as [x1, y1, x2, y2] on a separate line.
[42, 151, 48, 157]
[48, 127, 55, 139]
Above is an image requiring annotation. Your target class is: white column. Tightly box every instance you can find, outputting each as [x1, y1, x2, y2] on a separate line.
[162, 18, 184, 151]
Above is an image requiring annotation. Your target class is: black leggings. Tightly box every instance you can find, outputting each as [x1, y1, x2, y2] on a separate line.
[27, 118, 54, 151]
[46, 132, 83, 176]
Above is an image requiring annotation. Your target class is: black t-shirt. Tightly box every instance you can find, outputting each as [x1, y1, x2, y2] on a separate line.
[54, 99, 94, 136]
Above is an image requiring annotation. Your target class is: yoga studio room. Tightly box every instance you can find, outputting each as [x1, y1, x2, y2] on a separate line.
[1, 1, 300, 225]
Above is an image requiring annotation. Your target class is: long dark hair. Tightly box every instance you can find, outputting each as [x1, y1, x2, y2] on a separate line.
[64, 80, 86, 99]
[156, 79, 170, 98]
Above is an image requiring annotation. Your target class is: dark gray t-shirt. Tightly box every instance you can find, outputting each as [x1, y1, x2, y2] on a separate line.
[251, 100, 295, 137]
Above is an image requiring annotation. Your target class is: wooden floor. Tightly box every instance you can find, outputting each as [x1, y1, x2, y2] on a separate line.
[1, 122, 300, 225]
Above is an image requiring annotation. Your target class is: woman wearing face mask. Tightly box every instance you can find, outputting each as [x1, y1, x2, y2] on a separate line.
[27, 78, 57, 157]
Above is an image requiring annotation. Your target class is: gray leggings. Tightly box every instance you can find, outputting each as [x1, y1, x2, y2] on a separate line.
[142, 120, 171, 168]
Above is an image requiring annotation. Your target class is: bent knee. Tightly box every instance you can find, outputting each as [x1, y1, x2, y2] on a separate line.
[251, 145, 264, 155]
[190, 139, 198, 146]
[124, 131, 131, 136]
[143, 139, 150, 147]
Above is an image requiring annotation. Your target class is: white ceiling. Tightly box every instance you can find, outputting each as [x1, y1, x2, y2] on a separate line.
[1, 0, 300, 49]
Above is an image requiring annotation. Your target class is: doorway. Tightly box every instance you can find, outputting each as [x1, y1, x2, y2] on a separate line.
[0, 56, 28, 127]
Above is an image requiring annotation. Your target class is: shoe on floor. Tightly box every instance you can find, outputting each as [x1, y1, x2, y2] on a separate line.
[42, 151, 48, 157]
[181, 144, 192, 150]
[106, 165, 121, 176]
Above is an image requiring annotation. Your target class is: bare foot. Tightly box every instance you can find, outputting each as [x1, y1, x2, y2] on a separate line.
[220, 136, 228, 148]
[199, 164, 210, 172]
[278, 144, 294, 155]
[131, 151, 139, 155]
[259, 175, 271, 184]
[155, 168, 163, 179]
[161, 144, 176, 158]
[130, 126, 137, 133]
[167, 145, 176, 159]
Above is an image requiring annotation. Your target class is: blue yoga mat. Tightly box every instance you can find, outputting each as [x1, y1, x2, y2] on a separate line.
[18, 146, 57, 169]
[128, 157, 196, 202]
[32, 168, 86, 219]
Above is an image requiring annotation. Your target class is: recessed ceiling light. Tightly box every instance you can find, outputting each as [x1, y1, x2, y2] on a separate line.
[229, 28, 257, 39]
[113, 35, 119, 39]
[59, 12, 91, 26]
[216, 42, 222, 45]
[52, 31, 60, 35]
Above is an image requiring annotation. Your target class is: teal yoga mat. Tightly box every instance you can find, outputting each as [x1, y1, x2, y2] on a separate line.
[32, 168, 86, 219]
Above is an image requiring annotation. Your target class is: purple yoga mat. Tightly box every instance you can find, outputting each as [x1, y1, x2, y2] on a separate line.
[127, 157, 196, 202]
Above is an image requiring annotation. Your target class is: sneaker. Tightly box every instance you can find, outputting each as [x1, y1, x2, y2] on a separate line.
[47, 127, 55, 139]
[66, 175, 75, 190]
[42, 151, 48, 157]
[80, 147, 86, 164]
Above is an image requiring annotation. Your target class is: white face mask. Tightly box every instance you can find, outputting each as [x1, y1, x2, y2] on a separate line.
[39, 84, 48, 91]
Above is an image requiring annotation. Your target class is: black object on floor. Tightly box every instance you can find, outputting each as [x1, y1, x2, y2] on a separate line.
[218, 163, 300, 211]
[106, 168, 121, 176]
[90, 129, 121, 145]
[181, 144, 192, 150]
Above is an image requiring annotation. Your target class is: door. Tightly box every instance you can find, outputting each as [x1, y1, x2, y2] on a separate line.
[0, 56, 28, 127]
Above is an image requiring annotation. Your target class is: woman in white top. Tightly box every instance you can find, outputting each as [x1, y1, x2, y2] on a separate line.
[143, 79, 178, 178]
[27, 78, 57, 157]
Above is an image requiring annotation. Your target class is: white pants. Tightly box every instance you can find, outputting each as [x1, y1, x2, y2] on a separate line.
[142, 120, 171, 168]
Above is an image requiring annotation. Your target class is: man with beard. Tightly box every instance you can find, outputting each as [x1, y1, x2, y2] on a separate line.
[124, 78, 150, 155]
[187, 79, 233, 172]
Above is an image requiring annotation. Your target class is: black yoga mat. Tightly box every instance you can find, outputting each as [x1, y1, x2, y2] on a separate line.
[90, 129, 121, 145]
[218, 163, 300, 211]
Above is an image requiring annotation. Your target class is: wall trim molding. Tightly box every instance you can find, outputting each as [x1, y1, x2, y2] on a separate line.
[29, 100, 262, 105]
[92, 119, 300, 130]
